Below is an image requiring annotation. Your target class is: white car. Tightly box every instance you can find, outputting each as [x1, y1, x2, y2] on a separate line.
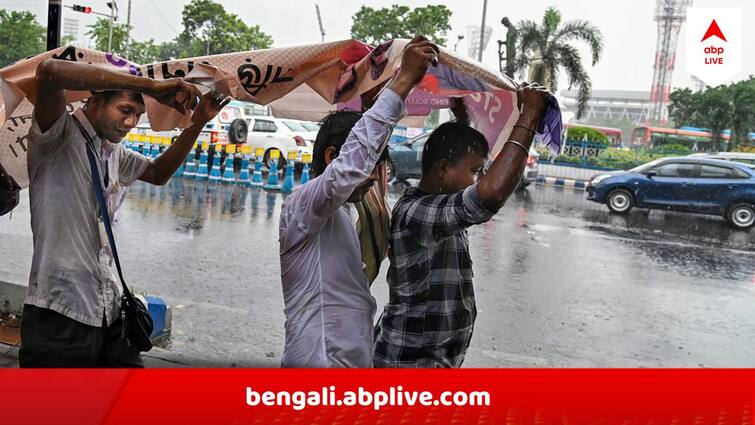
[298, 120, 322, 133]
[276, 118, 319, 146]
[689, 152, 755, 169]
[131, 102, 311, 170]
[519, 147, 540, 189]
[131, 100, 253, 146]
[245, 117, 312, 169]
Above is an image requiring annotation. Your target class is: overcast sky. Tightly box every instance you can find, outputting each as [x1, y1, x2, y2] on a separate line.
[9, 0, 755, 93]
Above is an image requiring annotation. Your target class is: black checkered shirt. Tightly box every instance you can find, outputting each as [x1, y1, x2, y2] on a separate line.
[373, 183, 496, 367]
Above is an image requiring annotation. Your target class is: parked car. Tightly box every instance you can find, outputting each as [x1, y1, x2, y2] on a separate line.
[298, 120, 321, 133]
[586, 157, 755, 229]
[688, 152, 755, 169]
[131, 102, 311, 170]
[519, 148, 539, 189]
[386, 132, 429, 181]
[278, 119, 319, 145]
[386, 132, 539, 188]
[244, 117, 312, 169]
[131, 100, 245, 146]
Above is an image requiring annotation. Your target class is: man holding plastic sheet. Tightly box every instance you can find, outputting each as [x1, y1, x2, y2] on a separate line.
[278, 36, 439, 368]
[20, 59, 228, 367]
[373, 84, 549, 368]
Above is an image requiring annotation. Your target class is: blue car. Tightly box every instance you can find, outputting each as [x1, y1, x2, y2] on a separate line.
[586, 157, 755, 229]
[386, 132, 429, 182]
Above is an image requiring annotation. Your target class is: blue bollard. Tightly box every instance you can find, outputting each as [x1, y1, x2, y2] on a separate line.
[300, 163, 310, 185]
[174, 162, 184, 178]
[300, 152, 312, 185]
[144, 295, 170, 339]
[237, 154, 251, 185]
[208, 145, 223, 183]
[221, 150, 236, 184]
[281, 155, 295, 194]
[183, 147, 197, 178]
[250, 148, 264, 187]
[263, 150, 281, 190]
[196, 148, 209, 180]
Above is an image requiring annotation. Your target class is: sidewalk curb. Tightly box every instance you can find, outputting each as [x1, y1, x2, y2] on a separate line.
[536, 176, 588, 191]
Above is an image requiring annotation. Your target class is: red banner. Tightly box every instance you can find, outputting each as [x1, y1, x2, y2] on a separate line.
[0, 369, 752, 424]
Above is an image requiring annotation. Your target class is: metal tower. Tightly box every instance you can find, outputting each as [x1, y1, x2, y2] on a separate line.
[649, 0, 692, 124]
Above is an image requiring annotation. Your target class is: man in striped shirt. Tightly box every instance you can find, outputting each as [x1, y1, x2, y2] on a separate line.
[374, 84, 549, 367]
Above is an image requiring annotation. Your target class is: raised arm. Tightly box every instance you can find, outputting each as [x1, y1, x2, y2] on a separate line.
[476, 83, 548, 211]
[291, 37, 439, 231]
[139, 92, 229, 185]
[34, 59, 199, 133]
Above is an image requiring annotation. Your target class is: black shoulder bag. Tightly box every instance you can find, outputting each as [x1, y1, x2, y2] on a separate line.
[73, 116, 154, 352]
[0, 162, 20, 217]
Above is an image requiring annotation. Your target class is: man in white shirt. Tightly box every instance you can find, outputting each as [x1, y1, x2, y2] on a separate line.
[278, 37, 439, 367]
[21, 58, 227, 367]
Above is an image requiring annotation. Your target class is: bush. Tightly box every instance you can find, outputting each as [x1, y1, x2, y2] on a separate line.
[648, 143, 691, 155]
[591, 148, 656, 170]
[564, 126, 610, 147]
[538, 141, 693, 170]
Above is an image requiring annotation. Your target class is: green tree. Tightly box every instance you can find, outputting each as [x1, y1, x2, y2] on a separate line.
[565, 126, 609, 145]
[61, 34, 77, 46]
[128, 39, 161, 64]
[85, 18, 129, 53]
[728, 76, 755, 150]
[179, 0, 273, 57]
[156, 40, 184, 61]
[580, 116, 635, 147]
[82, 0, 273, 62]
[350, 5, 452, 46]
[515, 7, 603, 119]
[696, 86, 732, 151]
[668, 88, 699, 127]
[0, 10, 46, 67]
[669, 78, 755, 152]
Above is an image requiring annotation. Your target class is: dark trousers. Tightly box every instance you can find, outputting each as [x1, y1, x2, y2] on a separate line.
[19, 305, 143, 368]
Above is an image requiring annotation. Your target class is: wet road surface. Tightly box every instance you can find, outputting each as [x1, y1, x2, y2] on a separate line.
[1, 179, 753, 367]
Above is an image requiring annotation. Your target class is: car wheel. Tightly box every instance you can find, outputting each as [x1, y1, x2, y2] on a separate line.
[606, 189, 634, 214]
[726, 203, 755, 229]
[264, 149, 286, 171]
[228, 119, 249, 144]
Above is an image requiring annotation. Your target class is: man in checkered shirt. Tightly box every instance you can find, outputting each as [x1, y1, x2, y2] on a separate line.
[373, 84, 548, 367]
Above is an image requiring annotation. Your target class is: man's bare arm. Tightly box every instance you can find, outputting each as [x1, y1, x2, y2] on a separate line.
[140, 92, 229, 185]
[34, 59, 199, 133]
[476, 84, 548, 211]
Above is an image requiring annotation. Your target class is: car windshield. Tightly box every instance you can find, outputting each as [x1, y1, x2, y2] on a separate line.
[301, 122, 320, 131]
[282, 120, 307, 131]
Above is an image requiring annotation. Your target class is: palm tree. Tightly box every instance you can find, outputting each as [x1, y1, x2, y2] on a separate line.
[515, 7, 603, 119]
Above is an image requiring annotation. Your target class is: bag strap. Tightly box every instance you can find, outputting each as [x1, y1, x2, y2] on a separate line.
[72, 115, 137, 303]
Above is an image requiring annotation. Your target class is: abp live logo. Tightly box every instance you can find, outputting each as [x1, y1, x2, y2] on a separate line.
[686, 7, 741, 86]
